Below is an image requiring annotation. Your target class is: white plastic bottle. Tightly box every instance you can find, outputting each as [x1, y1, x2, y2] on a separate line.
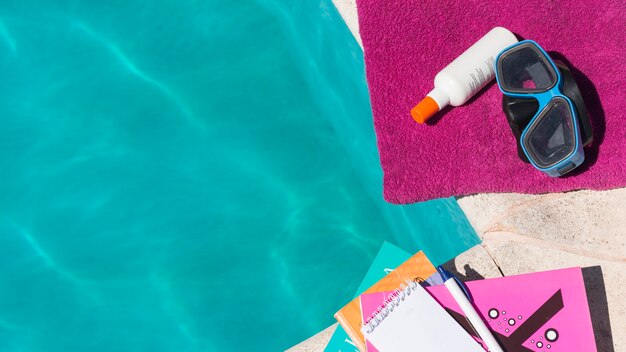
[411, 27, 518, 124]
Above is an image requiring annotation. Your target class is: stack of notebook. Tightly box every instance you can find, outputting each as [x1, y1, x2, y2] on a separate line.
[326, 242, 597, 352]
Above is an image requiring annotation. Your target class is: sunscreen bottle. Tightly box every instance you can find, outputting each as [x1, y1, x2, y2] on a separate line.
[411, 27, 518, 124]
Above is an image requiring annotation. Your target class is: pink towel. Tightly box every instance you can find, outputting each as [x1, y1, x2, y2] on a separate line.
[356, 0, 626, 203]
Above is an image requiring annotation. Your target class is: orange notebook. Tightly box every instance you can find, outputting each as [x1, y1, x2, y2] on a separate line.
[333, 251, 437, 352]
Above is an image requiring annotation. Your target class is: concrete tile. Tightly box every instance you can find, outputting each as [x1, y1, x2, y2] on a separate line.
[458, 189, 626, 258]
[457, 193, 542, 233]
[286, 324, 336, 352]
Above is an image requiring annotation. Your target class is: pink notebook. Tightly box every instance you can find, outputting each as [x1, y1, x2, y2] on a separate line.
[360, 291, 394, 352]
[360, 267, 596, 352]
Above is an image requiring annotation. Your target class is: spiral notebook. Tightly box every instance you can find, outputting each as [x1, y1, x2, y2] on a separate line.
[360, 267, 596, 351]
[360, 280, 484, 352]
[333, 250, 438, 352]
[325, 242, 412, 352]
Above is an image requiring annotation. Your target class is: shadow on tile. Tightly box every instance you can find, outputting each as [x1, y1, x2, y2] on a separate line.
[442, 261, 486, 281]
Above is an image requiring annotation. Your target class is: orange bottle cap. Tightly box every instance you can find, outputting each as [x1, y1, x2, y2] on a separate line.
[411, 96, 440, 124]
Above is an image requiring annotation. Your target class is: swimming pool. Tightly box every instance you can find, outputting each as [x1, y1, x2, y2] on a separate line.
[0, 1, 478, 350]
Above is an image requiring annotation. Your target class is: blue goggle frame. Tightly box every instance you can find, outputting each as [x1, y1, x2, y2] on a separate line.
[495, 40, 584, 177]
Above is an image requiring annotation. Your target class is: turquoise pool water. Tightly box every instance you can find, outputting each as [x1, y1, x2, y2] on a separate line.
[0, 1, 479, 351]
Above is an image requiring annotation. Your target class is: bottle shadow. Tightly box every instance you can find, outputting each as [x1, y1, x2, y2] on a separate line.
[425, 104, 453, 126]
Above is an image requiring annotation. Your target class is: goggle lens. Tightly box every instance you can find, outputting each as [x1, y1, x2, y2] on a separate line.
[498, 43, 558, 93]
[524, 97, 576, 168]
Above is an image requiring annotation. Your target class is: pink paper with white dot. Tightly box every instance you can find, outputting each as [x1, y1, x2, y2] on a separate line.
[426, 267, 596, 351]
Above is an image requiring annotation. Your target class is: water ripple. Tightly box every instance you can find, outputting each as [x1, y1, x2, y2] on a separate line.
[149, 274, 205, 348]
[71, 21, 204, 130]
[8, 222, 84, 286]
[0, 318, 16, 331]
[0, 19, 17, 56]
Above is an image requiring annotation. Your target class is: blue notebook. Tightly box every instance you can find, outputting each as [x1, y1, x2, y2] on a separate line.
[324, 242, 410, 351]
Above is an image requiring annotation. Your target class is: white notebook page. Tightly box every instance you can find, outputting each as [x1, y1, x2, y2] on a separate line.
[362, 284, 484, 352]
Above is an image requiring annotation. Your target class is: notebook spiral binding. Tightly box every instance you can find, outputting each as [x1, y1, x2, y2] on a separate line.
[363, 279, 420, 333]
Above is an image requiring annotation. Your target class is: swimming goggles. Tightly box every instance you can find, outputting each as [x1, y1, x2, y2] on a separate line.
[495, 40, 586, 177]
